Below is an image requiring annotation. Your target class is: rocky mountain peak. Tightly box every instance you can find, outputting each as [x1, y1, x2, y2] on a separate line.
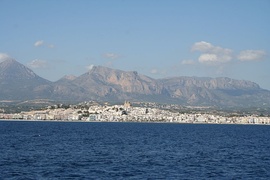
[0, 62, 269, 107]
[88, 66, 140, 79]
[61, 75, 77, 81]
[0, 59, 52, 100]
[208, 77, 260, 90]
[0, 59, 37, 79]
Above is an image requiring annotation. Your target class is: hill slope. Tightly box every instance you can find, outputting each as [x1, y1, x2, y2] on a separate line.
[0, 60, 269, 107]
[0, 59, 52, 100]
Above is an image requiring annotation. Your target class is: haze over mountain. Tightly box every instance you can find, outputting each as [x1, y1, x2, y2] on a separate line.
[0, 59, 269, 108]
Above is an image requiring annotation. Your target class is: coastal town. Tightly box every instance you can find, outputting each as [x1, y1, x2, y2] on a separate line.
[0, 101, 269, 125]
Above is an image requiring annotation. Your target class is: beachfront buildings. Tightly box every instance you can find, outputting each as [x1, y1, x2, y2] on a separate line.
[1, 102, 269, 125]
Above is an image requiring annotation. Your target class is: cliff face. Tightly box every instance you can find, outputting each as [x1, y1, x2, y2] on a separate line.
[0, 60, 269, 107]
[74, 66, 162, 94]
[159, 77, 263, 106]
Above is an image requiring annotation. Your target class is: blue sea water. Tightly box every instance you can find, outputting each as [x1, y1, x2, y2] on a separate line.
[0, 121, 270, 179]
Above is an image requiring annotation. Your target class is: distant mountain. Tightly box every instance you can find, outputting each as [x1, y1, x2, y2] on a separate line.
[56, 75, 77, 83]
[0, 59, 52, 100]
[52, 74, 86, 101]
[70, 66, 165, 101]
[159, 77, 268, 107]
[1, 59, 270, 108]
[0, 59, 42, 80]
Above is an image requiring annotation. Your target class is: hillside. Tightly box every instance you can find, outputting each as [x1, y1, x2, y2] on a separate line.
[0, 59, 52, 100]
[0, 59, 269, 107]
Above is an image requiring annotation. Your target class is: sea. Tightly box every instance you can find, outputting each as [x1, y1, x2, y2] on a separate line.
[0, 121, 270, 179]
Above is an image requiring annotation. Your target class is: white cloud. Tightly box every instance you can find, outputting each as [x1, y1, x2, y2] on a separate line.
[0, 53, 14, 63]
[191, 41, 214, 52]
[181, 59, 196, 65]
[198, 54, 217, 63]
[192, 41, 233, 64]
[102, 53, 120, 60]
[86, 64, 94, 71]
[150, 69, 158, 74]
[27, 59, 48, 68]
[102, 53, 121, 67]
[34, 40, 55, 48]
[237, 50, 266, 61]
[34, 40, 44, 47]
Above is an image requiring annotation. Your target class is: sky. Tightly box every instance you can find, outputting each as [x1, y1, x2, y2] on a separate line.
[0, 0, 269, 89]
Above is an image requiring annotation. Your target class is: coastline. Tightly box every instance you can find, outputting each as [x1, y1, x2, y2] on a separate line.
[1, 103, 269, 125]
[1, 118, 269, 126]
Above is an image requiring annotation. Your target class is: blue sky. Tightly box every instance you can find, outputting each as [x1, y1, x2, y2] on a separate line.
[1, 0, 270, 89]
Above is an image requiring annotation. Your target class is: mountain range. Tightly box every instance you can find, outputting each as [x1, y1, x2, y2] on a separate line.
[1, 59, 270, 108]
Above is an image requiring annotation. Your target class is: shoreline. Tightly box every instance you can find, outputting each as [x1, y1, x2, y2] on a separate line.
[1, 119, 269, 126]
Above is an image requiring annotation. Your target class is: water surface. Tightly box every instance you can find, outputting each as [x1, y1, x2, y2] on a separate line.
[0, 121, 270, 179]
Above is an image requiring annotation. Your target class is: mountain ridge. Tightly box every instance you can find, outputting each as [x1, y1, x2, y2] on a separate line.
[0, 59, 52, 100]
[0, 59, 269, 107]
